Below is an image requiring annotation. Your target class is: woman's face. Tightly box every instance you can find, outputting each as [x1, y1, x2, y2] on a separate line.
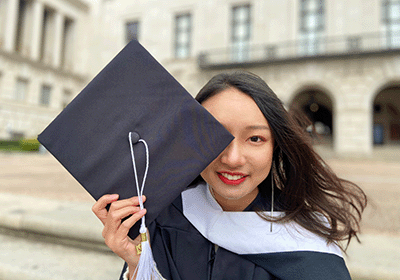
[200, 87, 274, 211]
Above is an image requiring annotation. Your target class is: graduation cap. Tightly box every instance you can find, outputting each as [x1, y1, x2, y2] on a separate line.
[37, 40, 233, 239]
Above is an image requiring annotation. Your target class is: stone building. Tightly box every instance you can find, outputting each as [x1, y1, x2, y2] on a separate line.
[93, 0, 400, 157]
[0, 0, 91, 140]
[1, 0, 399, 157]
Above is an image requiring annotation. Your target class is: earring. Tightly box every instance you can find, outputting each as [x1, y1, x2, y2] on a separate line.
[270, 166, 274, 232]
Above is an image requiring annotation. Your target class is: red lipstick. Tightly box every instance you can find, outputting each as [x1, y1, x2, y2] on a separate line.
[217, 171, 247, 185]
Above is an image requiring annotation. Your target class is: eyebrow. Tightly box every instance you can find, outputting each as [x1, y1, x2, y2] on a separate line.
[246, 125, 270, 130]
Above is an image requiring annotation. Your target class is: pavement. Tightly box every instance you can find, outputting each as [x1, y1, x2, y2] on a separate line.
[1, 148, 400, 280]
[0, 192, 124, 280]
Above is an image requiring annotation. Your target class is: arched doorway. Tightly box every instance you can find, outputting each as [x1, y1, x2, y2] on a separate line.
[290, 89, 334, 145]
[373, 86, 400, 146]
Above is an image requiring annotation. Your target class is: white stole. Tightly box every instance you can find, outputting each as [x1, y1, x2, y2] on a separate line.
[181, 183, 342, 257]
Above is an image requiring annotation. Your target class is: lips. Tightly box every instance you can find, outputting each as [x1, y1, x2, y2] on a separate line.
[217, 171, 248, 185]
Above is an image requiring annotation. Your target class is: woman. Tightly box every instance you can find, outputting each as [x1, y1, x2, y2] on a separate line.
[92, 71, 367, 280]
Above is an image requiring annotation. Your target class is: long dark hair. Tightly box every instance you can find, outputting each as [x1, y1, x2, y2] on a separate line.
[196, 71, 367, 251]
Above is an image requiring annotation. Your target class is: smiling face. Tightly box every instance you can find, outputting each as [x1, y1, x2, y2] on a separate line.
[200, 87, 274, 211]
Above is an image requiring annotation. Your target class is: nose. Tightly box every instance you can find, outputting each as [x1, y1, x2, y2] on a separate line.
[219, 139, 245, 168]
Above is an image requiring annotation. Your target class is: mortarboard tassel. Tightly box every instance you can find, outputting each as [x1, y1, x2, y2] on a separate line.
[129, 132, 164, 280]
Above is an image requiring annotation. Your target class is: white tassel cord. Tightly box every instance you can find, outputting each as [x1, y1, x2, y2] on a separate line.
[129, 132, 164, 280]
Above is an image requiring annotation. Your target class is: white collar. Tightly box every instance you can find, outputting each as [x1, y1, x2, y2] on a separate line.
[181, 183, 342, 257]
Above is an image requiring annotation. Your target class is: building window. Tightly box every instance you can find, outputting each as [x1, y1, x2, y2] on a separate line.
[383, 0, 400, 48]
[40, 85, 52, 106]
[175, 14, 192, 59]
[299, 0, 324, 55]
[15, 0, 33, 55]
[231, 5, 251, 62]
[61, 17, 74, 71]
[15, 78, 28, 101]
[40, 7, 56, 64]
[126, 21, 139, 43]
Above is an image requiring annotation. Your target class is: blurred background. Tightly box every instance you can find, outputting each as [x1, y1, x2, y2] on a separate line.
[0, 0, 399, 279]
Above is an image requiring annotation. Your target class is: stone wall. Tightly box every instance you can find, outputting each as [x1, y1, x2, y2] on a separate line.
[0, 0, 90, 139]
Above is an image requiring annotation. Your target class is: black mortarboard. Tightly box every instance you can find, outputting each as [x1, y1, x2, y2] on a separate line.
[38, 40, 233, 238]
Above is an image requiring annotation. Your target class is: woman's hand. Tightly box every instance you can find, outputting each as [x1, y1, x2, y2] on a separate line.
[92, 194, 147, 272]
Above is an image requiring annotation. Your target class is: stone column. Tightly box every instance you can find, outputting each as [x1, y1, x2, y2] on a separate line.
[52, 12, 64, 68]
[4, 0, 19, 52]
[31, 0, 44, 61]
[335, 86, 372, 157]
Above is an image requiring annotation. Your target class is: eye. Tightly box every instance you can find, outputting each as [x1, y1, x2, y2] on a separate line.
[248, 136, 266, 143]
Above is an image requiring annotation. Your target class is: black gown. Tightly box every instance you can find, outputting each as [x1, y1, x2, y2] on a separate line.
[119, 188, 352, 280]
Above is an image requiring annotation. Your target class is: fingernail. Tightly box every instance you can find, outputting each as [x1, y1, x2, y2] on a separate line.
[110, 194, 119, 200]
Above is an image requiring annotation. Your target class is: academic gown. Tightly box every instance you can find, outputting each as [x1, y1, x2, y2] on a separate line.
[119, 184, 352, 280]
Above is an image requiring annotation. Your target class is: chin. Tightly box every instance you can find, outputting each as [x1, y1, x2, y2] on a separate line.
[223, 194, 246, 201]
[214, 188, 248, 201]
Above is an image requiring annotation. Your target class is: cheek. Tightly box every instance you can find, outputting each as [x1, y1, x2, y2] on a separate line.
[253, 148, 274, 173]
[200, 158, 217, 179]
[204, 156, 218, 171]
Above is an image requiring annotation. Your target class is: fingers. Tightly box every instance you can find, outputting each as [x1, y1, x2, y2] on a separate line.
[103, 208, 147, 261]
[92, 194, 148, 267]
[92, 194, 119, 225]
[114, 209, 147, 241]
[101, 195, 147, 245]
[92, 195, 146, 225]
[102, 205, 142, 237]
[108, 195, 147, 212]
